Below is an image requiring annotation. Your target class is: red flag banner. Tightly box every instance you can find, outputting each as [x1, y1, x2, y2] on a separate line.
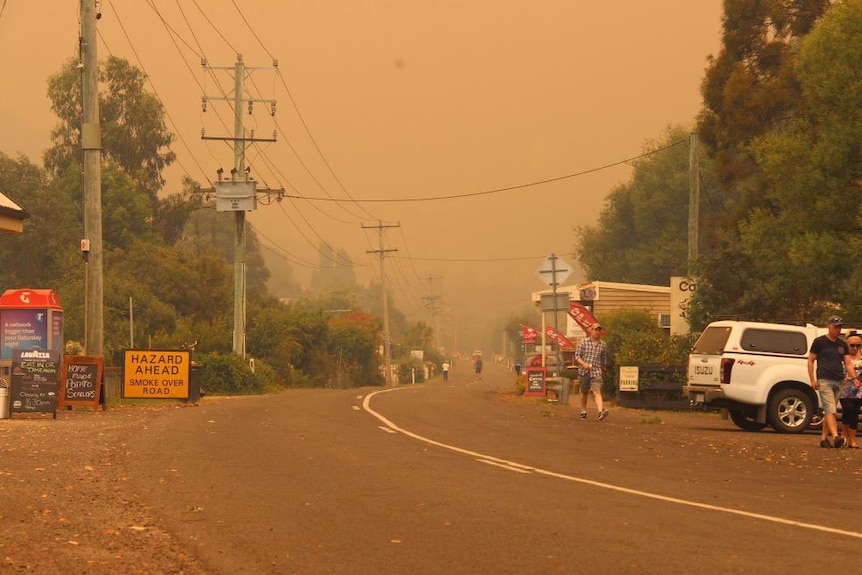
[543, 326, 576, 350]
[567, 302, 599, 333]
[520, 325, 539, 344]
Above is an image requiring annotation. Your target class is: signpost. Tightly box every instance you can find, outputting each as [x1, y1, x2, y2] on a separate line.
[536, 253, 572, 289]
[536, 253, 572, 373]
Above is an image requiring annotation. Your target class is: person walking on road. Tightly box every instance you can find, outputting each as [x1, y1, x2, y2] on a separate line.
[839, 334, 862, 448]
[576, 322, 608, 421]
[442, 361, 451, 382]
[809, 316, 857, 448]
[473, 357, 483, 379]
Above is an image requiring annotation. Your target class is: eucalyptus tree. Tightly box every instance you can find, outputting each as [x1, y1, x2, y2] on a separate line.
[575, 125, 712, 286]
[694, 0, 862, 324]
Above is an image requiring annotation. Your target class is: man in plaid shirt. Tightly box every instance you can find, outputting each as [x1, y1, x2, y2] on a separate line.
[576, 322, 608, 421]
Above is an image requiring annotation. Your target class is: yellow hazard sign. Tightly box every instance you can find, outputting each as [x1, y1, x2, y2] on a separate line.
[122, 350, 190, 399]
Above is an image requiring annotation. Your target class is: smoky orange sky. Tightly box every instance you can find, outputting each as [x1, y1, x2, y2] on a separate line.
[0, 1, 723, 352]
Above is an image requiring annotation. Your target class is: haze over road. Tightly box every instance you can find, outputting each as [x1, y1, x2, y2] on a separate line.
[0, 2, 724, 350]
[124, 364, 862, 574]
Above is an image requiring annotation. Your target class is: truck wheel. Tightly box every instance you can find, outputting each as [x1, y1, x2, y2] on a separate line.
[729, 407, 768, 431]
[768, 388, 814, 434]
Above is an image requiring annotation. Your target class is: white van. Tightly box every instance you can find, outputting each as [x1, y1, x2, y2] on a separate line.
[684, 320, 836, 433]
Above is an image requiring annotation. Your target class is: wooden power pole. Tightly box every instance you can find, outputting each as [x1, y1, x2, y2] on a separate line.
[81, 0, 103, 356]
[363, 221, 399, 385]
[688, 132, 700, 266]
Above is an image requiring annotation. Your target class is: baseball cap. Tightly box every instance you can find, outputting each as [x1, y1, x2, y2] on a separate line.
[828, 315, 844, 325]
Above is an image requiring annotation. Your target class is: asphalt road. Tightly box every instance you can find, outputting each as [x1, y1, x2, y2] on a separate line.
[124, 363, 862, 574]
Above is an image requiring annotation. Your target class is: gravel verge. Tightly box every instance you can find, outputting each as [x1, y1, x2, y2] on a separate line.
[0, 405, 213, 575]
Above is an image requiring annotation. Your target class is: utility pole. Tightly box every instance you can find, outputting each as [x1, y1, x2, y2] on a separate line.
[363, 221, 399, 385]
[80, 0, 103, 356]
[202, 55, 277, 357]
[688, 132, 700, 266]
[537, 253, 571, 372]
[421, 274, 443, 351]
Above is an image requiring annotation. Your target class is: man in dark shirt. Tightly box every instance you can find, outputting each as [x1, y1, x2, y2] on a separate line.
[808, 316, 858, 448]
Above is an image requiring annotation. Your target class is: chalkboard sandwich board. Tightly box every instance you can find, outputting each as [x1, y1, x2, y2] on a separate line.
[60, 355, 103, 412]
[524, 367, 547, 397]
[10, 348, 60, 418]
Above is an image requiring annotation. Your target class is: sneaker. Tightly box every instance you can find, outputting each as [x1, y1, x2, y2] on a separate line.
[579, 411, 587, 420]
[834, 437, 846, 448]
[598, 409, 609, 421]
[820, 439, 833, 448]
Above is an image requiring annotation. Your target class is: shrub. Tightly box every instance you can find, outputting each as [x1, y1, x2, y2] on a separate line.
[515, 374, 526, 395]
[595, 309, 697, 397]
[397, 358, 426, 383]
[197, 352, 279, 395]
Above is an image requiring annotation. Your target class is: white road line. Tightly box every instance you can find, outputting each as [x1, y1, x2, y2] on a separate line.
[352, 405, 361, 411]
[477, 459, 532, 474]
[363, 386, 862, 540]
[377, 426, 397, 434]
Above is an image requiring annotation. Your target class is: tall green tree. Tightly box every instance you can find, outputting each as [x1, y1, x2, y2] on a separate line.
[44, 56, 195, 246]
[698, 0, 828, 199]
[45, 57, 175, 204]
[0, 154, 79, 288]
[310, 242, 356, 295]
[693, 0, 862, 325]
[326, 312, 382, 387]
[179, 205, 271, 297]
[575, 125, 713, 285]
[401, 321, 434, 353]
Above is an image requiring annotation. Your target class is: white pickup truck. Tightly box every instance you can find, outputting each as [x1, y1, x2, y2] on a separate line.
[683, 320, 837, 433]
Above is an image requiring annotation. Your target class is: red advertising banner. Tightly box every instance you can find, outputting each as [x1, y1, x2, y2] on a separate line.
[520, 324, 539, 345]
[568, 302, 599, 332]
[543, 326, 575, 350]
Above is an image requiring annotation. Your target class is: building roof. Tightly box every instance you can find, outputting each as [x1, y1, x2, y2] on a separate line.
[0, 189, 28, 234]
[532, 280, 670, 303]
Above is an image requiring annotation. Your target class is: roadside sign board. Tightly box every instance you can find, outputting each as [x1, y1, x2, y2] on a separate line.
[619, 366, 639, 391]
[524, 367, 547, 396]
[10, 348, 59, 416]
[60, 355, 103, 411]
[122, 350, 191, 399]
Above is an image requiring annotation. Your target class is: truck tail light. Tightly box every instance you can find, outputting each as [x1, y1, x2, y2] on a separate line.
[720, 357, 734, 384]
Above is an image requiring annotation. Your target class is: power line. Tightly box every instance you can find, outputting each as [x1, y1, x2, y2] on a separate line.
[106, 0, 213, 186]
[393, 254, 572, 263]
[280, 139, 688, 204]
[225, 0, 379, 221]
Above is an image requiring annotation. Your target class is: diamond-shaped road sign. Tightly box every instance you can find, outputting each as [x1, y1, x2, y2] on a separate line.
[536, 253, 572, 288]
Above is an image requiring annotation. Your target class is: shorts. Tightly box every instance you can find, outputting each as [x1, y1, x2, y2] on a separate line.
[579, 373, 602, 394]
[818, 379, 842, 415]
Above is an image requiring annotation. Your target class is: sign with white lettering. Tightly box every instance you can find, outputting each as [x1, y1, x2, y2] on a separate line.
[60, 355, 103, 411]
[10, 348, 60, 415]
[122, 350, 191, 399]
[524, 367, 547, 396]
